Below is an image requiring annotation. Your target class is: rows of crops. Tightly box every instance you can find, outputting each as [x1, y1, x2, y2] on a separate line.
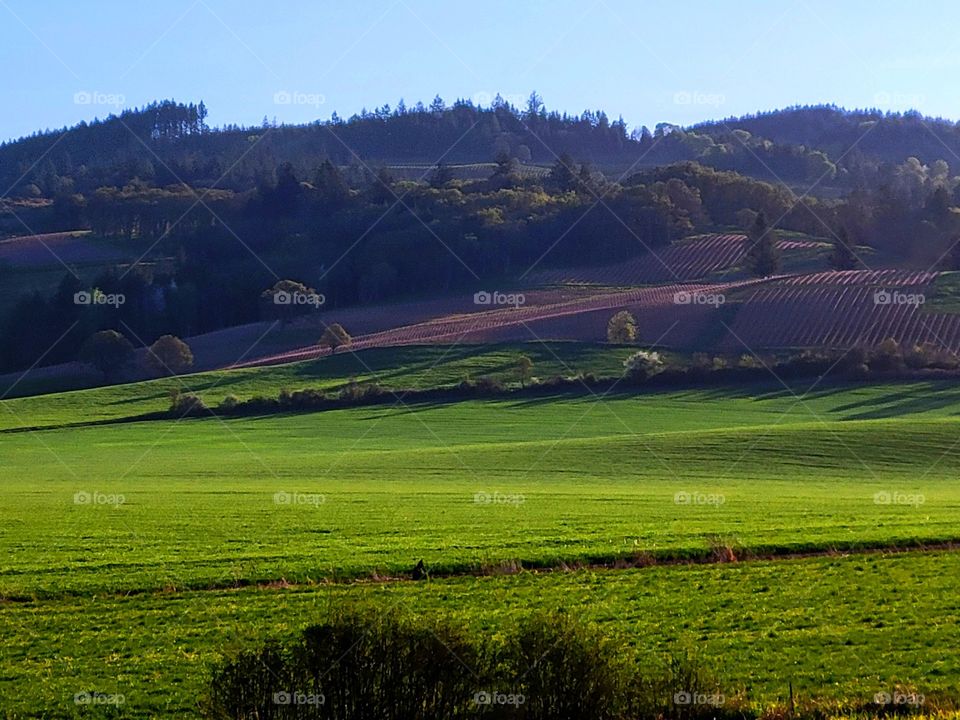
[721, 275, 958, 351]
[235, 278, 764, 367]
[529, 234, 766, 285]
[780, 269, 938, 287]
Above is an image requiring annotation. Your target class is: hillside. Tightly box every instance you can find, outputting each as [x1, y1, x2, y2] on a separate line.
[3, 100, 960, 385]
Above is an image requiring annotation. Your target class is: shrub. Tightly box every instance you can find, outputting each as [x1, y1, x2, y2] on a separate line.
[870, 337, 904, 372]
[206, 607, 483, 720]
[498, 610, 631, 720]
[206, 608, 739, 720]
[168, 390, 207, 417]
[623, 350, 664, 381]
[631, 647, 728, 720]
[516, 354, 534, 387]
[219, 394, 239, 411]
[905, 341, 957, 370]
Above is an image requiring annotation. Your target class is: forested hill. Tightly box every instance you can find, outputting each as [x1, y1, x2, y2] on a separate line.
[5, 99, 959, 198]
[692, 105, 960, 171]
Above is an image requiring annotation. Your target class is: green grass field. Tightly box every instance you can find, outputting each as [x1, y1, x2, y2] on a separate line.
[3, 345, 960, 717]
[3, 553, 959, 717]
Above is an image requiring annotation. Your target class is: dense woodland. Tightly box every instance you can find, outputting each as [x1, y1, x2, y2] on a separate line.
[3, 97, 960, 373]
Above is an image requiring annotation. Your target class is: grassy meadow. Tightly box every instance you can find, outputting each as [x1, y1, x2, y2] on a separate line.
[2, 343, 960, 717]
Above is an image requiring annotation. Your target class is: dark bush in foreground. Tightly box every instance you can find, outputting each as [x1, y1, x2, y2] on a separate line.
[206, 609, 659, 720]
[206, 607, 482, 719]
[494, 611, 630, 720]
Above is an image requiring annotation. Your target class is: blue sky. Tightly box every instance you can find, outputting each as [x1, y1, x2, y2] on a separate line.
[1, 0, 958, 143]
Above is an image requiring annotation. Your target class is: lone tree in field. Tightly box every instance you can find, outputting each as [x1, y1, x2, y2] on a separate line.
[744, 211, 781, 277]
[145, 335, 194, 376]
[79, 329, 134, 379]
[319, 323, 351, 351]
[516, 354, 533, 387]
[829, 226, 858, 271]
[607, 310, 637, 344]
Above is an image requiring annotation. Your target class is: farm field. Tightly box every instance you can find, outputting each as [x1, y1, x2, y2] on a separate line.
[527, 232, 832, 285]
[5, 351, 960, 717]
[2, 551, 959, 718]
[0, 343, 641, 429]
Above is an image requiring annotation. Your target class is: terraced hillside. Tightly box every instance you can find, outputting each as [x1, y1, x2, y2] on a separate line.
[528, 233, 825, 285]
[719, 269, 959, 351]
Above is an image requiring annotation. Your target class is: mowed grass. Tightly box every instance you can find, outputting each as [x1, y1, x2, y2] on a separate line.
[2, 552, 959, 717]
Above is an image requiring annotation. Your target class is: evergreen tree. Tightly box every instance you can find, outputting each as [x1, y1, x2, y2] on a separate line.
[549, 153, 578, 193]
[829, 226, 857, 270]
[428, 162, 453, 189]
[744, 211, 781, 277]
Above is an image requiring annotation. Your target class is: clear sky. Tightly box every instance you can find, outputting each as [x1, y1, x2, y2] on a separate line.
[1, 0, 958, 143]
